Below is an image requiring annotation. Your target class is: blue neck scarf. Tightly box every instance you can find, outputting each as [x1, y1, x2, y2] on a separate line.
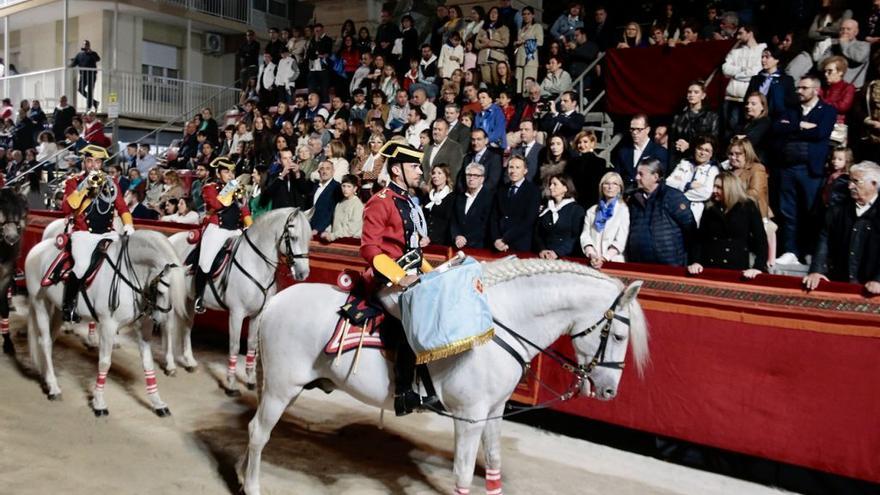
[594, 197, 617, 233]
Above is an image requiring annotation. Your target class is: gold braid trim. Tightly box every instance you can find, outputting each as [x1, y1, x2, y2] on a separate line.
[414, 327, 495, 365]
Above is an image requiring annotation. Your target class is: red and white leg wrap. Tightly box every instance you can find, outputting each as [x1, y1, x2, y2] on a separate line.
[485, 468, 502, 495]
[245, 350, 256, 371]
[88, 322, 96, 337]
[227, 355, 238, 374]
[144, 369, 158, 395]
[0, 318, 9, 336]
[452, 487, 470, 495]
[95, 371, 108, 392]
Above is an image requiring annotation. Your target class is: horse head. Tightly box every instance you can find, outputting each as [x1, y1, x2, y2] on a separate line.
[279, 208, 311, 281]
[0, 188, 27, 246]
[570, 280, 648, 401]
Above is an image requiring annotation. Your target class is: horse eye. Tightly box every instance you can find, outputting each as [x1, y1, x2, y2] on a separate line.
[613, 334, 625, 342]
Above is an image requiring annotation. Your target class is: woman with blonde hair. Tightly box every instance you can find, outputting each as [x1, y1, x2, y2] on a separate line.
[565, 130, 608, 208]
[581, 171, 629, 268]
[322, 139, 350, 182]
[159, 169, 185, 204]
[726, 137, 776, 262]
[617, 22, 646, 48]
[688, 171, 768, 278]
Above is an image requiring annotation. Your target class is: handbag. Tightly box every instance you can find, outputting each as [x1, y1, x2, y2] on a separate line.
[392, 38, 403, 56]
[830, 122, 848, 145]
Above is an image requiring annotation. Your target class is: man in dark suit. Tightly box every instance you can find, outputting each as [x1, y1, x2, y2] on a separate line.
[444, 104, 471, 151]
[540, 91, 585, 141]
[614, 113, 669, 192]
[804, 162, 880, 295]
[421, 119, 465, 183]
[125, 189, 158, 221]
[490, 155, 541, 252]
[263, 149, 314, 210]
[450, 162, 494, 249]
[586, 6, 616, 52]
[309, 160, 341, 235]
[509, 119, 543, 183]
[771, 75, 838, 265]
[457, 128, 503, 192]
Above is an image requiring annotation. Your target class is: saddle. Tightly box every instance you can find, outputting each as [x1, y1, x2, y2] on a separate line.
[323, 292, 387, 356]
[183, 237, 234, 279]
[40, 234, 109, 288]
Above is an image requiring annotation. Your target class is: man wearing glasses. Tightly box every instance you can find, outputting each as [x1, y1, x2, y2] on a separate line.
[614, 113, 668, 192]
[772, 75, 836, 266]
[451, 163, 493, 249]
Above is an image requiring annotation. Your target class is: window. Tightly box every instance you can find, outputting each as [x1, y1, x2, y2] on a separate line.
[252, 0, 267, 12]
[142, 41, 181, 103]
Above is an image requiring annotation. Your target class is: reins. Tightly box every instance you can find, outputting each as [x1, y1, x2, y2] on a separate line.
[422, 289, 631, 424]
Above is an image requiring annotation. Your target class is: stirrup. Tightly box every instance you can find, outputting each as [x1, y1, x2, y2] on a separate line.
[394, 390, 421, 417]
[194, 298, 206, 314]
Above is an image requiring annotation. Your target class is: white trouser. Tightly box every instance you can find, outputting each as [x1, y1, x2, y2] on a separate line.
[198, 223, 240, 273]
[70, 231, 118, 278]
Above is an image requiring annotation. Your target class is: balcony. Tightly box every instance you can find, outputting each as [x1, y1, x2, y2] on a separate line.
[156, 0, 250, 24]
[0, 67, 239, 122]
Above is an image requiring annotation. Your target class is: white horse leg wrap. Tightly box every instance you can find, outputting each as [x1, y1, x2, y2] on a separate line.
[227, 355, 238, 374]
[144, 369, 158, 395]
[245, 349, 256, 371]
[0, 318, 8, 335]
[88, 322, 96, 338]
[95, 371, 108, 392]
[485, 468, 502, 495]
[453, 487, 470, 495]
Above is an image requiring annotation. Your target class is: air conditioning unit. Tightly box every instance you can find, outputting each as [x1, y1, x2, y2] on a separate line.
[204, 33, 224, 55]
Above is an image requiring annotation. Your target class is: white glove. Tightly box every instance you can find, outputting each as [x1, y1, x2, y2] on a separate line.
[123, 224, 135, 236]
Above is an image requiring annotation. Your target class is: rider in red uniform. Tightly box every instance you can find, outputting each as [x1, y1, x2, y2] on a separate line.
[60, 144, 133, 322]
[194, 156, 253, 313]
[360, 141, 437, 416]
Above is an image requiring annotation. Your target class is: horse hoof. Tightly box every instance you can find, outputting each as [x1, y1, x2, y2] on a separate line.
[164, 368, 177, 377]
[246, 383, 256, 391]
[93, 408, 109, 417]
[154, 407, 172, 417]
[47, 393, 63, 401]
[225, 388, 242, 398]
[2, 339, 14, 355]
[184, 365, 197, 373]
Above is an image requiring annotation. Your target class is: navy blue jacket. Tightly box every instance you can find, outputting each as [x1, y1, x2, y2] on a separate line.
[450, 188, 493, 248]
[771, 101, 837, 177]
[614, 140, 669, 190]
[534, 201, 587, 257]
[746, 71, 798, 119]
[309, 180, 341, 233]
[457, 148, 504, 193]
[626, 185, 696, 266]
[490, 180, 541, 252]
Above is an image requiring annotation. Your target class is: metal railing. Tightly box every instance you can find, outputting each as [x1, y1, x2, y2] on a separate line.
[156, 0, 250, 23]
[0, 67, 239, 121]
[5, 140, 78, 188]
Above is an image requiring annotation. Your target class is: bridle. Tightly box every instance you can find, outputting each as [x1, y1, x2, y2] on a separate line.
[493, 288, 632, 383]
[0, 218, 23, 245]
[143, 263, 178, 315]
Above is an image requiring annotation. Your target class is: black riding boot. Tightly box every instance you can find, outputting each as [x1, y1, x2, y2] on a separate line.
[194, 269, 209, 314]
[62, 275, 82, 323]
[393, 340, 421, 416]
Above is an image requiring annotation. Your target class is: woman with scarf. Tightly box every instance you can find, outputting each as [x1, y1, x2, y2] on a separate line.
[422, 164, 455, 246]
[580, 171, 629, 269]
[515, 6, 544, 96]
[535, 174, 586, 259]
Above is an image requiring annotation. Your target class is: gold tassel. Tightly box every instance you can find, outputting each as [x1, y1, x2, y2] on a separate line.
[415, 328, 495, 364]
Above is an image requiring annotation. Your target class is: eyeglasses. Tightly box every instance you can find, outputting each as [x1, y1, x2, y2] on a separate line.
[465, 173, 484, 178]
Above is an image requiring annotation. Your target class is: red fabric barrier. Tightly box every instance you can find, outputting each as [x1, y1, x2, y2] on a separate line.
[605, 41, 735, 117]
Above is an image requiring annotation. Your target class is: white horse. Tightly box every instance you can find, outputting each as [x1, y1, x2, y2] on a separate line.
[25, 229, 189, 416]
[168, 207, 311, 395]
[239, 257, 649, 495]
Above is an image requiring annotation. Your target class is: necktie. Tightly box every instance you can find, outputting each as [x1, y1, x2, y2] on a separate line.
[508, 185, 518, 198]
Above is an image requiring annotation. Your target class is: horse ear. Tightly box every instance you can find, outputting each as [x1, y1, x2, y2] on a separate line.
[621, 281, 643, 306]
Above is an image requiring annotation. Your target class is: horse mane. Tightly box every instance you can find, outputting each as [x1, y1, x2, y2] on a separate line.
[250, 207, 296, 233]
[0, 188, 28, 218]
[482, 257, 650, 377]
[129, 229, 189, 319]
[482, 257, 621, 289]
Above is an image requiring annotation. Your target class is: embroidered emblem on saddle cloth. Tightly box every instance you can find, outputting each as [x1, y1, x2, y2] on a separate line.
[323, 294, 386, 355]
[40, 235, 107, 288]
[401, 256, 494, 364]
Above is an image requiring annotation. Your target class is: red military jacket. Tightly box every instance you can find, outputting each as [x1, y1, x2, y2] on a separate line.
[62, 173, 131, 233]
[201, 180, 252, 229]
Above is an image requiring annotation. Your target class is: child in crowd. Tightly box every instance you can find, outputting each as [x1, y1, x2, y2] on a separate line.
[320, 174, 364, 241]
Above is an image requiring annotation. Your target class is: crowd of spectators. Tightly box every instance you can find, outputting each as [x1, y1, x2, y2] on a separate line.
[5, 1, 879, 294]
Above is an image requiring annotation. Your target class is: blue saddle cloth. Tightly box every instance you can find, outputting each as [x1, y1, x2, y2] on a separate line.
[400, 256, 494, 364]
